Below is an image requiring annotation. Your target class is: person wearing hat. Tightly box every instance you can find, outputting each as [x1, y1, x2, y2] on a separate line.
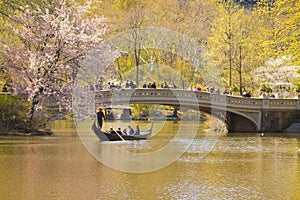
[97, 107, 106, 129]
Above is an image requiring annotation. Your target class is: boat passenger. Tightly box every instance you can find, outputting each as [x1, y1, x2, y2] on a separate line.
[135, 125, 140, 135]
[109, 127, 116, 134]
[122, 128, 127, 135]
[116, 128, 123, 135]
[128, 126, 134, 135]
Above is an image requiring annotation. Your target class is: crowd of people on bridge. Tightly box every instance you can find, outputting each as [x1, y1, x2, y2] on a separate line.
[87, 78, 297, 99]
[259, 92, 282, 99]
[87, 80, 125, 91]
[87, 79, 178, 91]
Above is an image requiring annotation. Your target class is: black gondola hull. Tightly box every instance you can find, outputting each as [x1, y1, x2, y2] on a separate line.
[92, 122, 152, 141]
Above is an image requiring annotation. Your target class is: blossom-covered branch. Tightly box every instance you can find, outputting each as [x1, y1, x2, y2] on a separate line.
[2, 0, 107, 119]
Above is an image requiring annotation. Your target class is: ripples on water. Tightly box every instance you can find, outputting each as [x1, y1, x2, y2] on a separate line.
[0, 121, 299, 199]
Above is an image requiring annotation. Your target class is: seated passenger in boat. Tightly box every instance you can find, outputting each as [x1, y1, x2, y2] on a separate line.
[122, 128, 128, 135]
[135, 124, 140, 135]
[128, 125, 135, 135]
[109, 128, 117, 134]
[116, 128, 123, 135]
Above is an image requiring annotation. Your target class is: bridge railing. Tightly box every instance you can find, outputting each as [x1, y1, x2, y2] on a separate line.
[263, 98, 298, 110]
[95, 88, 299, 111]
[1, 89, 299, 111]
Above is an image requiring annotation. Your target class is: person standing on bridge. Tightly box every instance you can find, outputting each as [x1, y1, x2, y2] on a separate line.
[97, 107, 106, 129]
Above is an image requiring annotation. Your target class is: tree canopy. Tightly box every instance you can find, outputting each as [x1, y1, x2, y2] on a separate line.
[0, 0, 107, 119]
[0, 0, 299, 124]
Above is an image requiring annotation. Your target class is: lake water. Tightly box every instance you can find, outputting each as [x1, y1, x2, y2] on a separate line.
[0, 120, 299, 199]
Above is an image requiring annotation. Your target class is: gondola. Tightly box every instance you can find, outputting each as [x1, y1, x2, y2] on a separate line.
[92, 121, 153, 141]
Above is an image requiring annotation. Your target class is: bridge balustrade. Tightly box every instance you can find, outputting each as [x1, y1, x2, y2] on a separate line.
[267, 99, 297, 107]
[95, 89, 300, 111]
[1, 90, 298, 111]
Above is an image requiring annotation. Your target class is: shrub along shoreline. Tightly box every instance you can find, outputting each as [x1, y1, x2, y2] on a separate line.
[0, 93, 53, 136]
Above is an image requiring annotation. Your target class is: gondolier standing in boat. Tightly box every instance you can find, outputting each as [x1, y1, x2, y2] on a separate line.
[97, 107, 106, 129]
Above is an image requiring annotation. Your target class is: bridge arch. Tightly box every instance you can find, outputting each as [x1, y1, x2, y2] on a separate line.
[225, 110, 259, 133]
[185, 105, 259, 133]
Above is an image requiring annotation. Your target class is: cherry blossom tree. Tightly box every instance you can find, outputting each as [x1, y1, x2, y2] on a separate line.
[1, 0, 107, 121]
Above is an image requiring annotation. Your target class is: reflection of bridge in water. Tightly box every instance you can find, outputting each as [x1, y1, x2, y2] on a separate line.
[95, 89, 300, 133]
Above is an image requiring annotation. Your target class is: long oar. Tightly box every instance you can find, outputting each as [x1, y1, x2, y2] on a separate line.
[96, 118, 125, 141]
[115, 131, 125, 141]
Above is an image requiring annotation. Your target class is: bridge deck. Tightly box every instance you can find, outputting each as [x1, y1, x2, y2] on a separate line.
[95, 89, 299, 111]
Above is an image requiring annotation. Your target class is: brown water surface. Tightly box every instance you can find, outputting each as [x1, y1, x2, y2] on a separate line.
[0, 121, 299, 199]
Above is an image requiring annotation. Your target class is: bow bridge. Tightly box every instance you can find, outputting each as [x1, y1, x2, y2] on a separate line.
[95, 89, 300, 133]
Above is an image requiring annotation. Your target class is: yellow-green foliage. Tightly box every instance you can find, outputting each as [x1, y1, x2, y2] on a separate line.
[0, 94, 31, 133]
[1, 0, 299, 99]
[256, 0, 300, 66]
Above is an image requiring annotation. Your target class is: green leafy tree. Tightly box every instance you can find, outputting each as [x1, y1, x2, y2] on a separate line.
[208, 2, 244, 90]
[92, 0, 220, 89]
[256, 0, 300, 66]
[208, 1, 267, 94]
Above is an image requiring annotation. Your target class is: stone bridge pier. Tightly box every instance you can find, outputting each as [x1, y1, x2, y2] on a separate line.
[225, 110, 297, 133]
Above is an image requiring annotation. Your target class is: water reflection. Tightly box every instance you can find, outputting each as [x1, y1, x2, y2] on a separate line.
[76, 120, 223, 173]
[0, 121, 299, 199]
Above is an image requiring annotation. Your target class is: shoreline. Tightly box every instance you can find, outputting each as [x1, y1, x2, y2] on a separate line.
[0, 129, 53, 136]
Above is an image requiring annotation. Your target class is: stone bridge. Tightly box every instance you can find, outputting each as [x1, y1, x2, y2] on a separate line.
[95, 89, 300, 133]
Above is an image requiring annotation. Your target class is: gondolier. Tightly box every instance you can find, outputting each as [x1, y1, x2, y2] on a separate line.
[97, 107, 106, 129]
